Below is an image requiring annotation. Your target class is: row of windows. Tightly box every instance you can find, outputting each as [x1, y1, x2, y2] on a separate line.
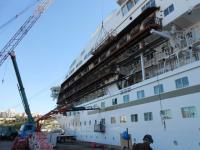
[121, 0, 141, 16]
[70, 60, 76, 69]
[164, 4, 174, 17]
[66, 77, 189, 115]
[79, 135, 116, 141]
[118, 106, 197, 123]
[141, 0, 156, 11]
[99, 77, 189, 109]
[69, 51, 91, 74]
[84, 52, 91, 60]
[76, 60, 83, 68]
[66, 106, 197, 127]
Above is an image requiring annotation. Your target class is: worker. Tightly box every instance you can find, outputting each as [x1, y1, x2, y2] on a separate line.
[132, 134, 153, 150]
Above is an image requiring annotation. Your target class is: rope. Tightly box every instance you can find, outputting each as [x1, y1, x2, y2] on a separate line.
[154, 53, 166, 130]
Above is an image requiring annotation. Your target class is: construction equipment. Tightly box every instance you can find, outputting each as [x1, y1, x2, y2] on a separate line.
[9, 51, 35, 139]
[0, 0, 52, 67]
[0, 0, 52, 149]
[36, 106, 100, 131]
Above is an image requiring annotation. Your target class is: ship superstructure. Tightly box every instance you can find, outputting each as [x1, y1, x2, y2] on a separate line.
[56, 0, 200, 149]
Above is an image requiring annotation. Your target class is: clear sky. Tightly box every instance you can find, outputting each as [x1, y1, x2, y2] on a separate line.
[0, 0, 118, 114]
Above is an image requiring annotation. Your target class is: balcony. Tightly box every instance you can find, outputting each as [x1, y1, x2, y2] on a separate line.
[94, 123, 105, 133]
[143, 17, 162, 30]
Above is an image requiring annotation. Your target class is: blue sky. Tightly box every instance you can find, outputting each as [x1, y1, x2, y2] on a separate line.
[0, 0, 118, 114]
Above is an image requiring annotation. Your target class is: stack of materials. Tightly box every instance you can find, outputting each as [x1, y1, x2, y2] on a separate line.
[29, 132, 53, 150]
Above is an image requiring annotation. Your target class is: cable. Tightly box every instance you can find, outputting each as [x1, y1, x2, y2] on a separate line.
[0, 1, 38, 31]
[101, 0, 104, 22]
[4, 73, 65, 111]
[154, 52, 166, 130]
[1, 58, 9, 84]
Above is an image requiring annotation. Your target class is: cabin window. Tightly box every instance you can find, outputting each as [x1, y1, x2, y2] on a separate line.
[175, 77, 189, 89]
[127, 0, 134, 10]
[160, 109, 172, 119]
[111, 117, 116, 124]
[141, 0, 156, 11]
[164, 4, 174, 17]
[134, 0, 140, 4]
[131, 114, 138, 122]
[144, 112, 153, 121]
[154, 84, 164, 95]
[146, 1, 150, 8]
[89, 120, 91, 126]
[123, 95, 130, 103]
[101, 102, 105, 108]
[137, 90, 145, 99]
[81, 49, 85, 56]
[70, 60, 76, 68]
[101, 118, 105, 124]
[181, 106, 197, 118]
[76, 60, 83, 68]
[120, 115, 127, 123]
[84, 121, 86, 126]
[122, 4, 129, 16]
[112, 98, 118, 105]
[84, 52, 91, 60]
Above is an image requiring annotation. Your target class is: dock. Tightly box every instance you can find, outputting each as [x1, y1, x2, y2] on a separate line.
[0, 140, 120, 150]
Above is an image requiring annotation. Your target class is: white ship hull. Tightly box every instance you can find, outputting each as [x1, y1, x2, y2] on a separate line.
[56, 0, 200, 149]
[57, 60, 200, 150]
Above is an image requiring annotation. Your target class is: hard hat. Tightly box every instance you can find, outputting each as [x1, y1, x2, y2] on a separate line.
[143, 134, 153, 143]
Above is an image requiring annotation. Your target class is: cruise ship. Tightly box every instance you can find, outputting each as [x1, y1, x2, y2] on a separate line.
[55, 0, 200, 149]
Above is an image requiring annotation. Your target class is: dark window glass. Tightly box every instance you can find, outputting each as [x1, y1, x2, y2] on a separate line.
[164, 9, 169, 17]
[127, 1, 134, 10]
[169, 4, 174, 13]
[154, 84, 164, 95]
[134, 0, 140, 4]
[131, 114, 138, 122]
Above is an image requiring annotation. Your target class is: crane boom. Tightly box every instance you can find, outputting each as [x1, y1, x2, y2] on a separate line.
[0, 0, 52, 67]
[10, 51, 34, 123]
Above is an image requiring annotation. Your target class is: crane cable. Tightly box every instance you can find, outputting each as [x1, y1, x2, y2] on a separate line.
[4, 73, 65, 110]
[0, 1, 39, 31]
[1, 58, 8, 84]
